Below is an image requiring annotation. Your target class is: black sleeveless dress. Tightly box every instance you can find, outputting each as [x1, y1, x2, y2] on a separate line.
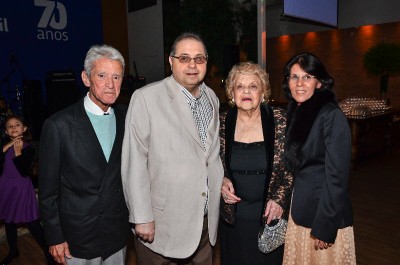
[220, 141, 284, 265]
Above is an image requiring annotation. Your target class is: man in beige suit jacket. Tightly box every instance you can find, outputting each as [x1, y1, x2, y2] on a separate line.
[121, 33, 224, 264]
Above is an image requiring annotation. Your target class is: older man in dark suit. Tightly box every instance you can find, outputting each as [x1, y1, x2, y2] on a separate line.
[38, 44, 130, 265]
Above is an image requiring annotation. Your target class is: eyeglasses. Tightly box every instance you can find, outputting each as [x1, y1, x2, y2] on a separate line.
[171, 55, 208, 64]
[287, 74, 316, 83]
[95, 73, 123, 83]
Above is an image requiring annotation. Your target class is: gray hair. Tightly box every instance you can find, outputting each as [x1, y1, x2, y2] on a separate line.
[170, 32, 208, 57]
[84, 44, 125, 77]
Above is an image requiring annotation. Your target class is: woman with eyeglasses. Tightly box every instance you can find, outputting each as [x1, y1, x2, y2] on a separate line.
[282, 52, 356, 264]
[219, 62, 293, 265]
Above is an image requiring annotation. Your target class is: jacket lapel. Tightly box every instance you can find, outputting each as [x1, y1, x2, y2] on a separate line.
[224, 107, 237, 181]
[285, 90, 336, 173]
[98, 105, 124, 190]
[204, 86, 218, 154]
[107, 106, 124, 164]
[71, 101, 107, 169]
[167, 77, 203, 148]
[261, 104, 275, 179]
[260, 104, 275, 206]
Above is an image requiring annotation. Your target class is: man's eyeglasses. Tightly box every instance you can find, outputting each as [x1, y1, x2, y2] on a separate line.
[287, 74, 316, 83]
[171, 55, 208, 64]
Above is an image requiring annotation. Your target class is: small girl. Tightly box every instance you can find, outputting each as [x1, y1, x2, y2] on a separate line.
[0, 116, 54, 265]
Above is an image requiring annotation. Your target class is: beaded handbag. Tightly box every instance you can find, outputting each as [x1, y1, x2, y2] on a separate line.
[258, 218, 287, 254]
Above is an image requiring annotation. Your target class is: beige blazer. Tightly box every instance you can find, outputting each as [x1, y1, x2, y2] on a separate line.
[121, 76, 224, 259]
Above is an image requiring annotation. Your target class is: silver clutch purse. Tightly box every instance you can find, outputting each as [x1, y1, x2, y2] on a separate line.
[258, 218, 287, 254]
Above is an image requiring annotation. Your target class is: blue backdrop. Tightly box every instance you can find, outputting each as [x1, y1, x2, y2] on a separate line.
[284, 0, 338, 27]
[0, 0, 103, 114]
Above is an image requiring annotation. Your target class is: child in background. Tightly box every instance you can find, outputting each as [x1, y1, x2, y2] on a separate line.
[0, 116, 54, 265]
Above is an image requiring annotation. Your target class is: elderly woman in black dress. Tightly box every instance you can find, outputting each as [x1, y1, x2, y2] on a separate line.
[219, 61, 293, 265]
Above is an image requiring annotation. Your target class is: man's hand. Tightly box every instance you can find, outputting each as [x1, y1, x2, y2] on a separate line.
[49, 241, 72, 264]
[135, 221, 155, 243]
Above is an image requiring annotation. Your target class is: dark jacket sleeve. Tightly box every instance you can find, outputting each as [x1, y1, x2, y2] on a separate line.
[310, 107, 352, 243]
[219, 111, 236, 225]
[12, 145, 35, 176]
[266, 107, 293, 220]
[38, 117, 65, 245]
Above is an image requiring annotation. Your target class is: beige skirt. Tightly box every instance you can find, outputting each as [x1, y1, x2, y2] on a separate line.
[283, 213, 356, 265]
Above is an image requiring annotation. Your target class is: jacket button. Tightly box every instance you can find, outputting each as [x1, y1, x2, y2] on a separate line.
[206, 162, 209, 167]
[201, 192, 206, 197]
[99, 213, 103, 217]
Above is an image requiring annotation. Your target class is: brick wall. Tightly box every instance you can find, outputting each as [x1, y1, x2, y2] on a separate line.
[266, 21, 400, 107]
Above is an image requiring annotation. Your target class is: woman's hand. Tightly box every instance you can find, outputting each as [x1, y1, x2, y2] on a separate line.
[314, 238, 333, 250]
[221, 177, 241, 204]
[263, 200, 283, 224]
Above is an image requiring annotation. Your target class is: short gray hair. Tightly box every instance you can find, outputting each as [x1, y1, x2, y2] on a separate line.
[84, 44, 125, 77]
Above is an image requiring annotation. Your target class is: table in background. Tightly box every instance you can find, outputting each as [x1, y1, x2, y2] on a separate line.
[347, 109, 400, 168]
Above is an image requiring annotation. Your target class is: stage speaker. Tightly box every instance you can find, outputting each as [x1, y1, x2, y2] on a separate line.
[223, 44, 240, 79]
[23, 80, 44, 140]
[46, 71, 82, 117]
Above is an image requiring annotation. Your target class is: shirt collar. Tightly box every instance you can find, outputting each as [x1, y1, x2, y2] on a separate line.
[178, 82, 205, 102]
[84, 93, 113, 115]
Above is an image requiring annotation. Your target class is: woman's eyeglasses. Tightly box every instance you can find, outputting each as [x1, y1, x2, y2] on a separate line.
[287, 74, 316, 83]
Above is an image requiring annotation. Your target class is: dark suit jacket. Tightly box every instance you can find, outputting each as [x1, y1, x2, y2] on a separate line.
[38, 99, 130, 259]
[285, 90, 353, 243]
